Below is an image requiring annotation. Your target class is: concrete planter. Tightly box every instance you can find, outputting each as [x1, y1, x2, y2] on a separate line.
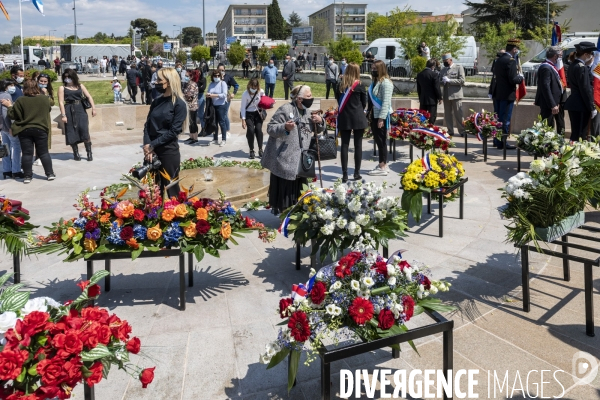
[534, 211, 585, 243]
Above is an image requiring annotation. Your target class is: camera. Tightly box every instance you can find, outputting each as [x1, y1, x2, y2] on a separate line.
[132, 158, 162, 179]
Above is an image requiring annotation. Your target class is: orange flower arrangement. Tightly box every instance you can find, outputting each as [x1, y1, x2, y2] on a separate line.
[161, 209, 175, 222]
[100, 213, 110, 224]
[126, 238, 139, 249]
[146, 223, 162, 241]
[195, 208, 208, 220]
[114, 200, 135, 219]
[220, 221, 232, 239]
[83, 238, 97, 252]
[174, 204, 188, 218]
[184, 224, 197, 238]
[67, 227, 77, 238]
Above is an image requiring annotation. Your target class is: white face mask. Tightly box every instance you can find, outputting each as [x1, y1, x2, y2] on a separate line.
[249, 88, 257, 93]
[213, 77, 221, 83]
[64, 78, 72, 84]
[15, 77, 24, 84]
[7, 86, 16, 94]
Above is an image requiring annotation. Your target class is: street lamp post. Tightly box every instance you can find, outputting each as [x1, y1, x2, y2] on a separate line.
[73, 0, 78, 43]
[49, 29, 57, 60]
[173, 24, 182, 52]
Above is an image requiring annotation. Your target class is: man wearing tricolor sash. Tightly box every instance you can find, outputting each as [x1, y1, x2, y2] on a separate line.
[535, 46, 567, 135]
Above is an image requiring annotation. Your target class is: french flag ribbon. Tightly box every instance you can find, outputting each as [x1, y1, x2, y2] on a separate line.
[541, 61, 564, 90]
[412, 127, 450, 143]
[336, 80, 360, 136]
[278, 190, 313, 237]
[473, 112, 483, 141]
[420, 154, 432, 171]
[291, 284, 308, 302]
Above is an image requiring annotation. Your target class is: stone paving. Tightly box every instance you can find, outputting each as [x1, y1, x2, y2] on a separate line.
[0, 102, 599, 400]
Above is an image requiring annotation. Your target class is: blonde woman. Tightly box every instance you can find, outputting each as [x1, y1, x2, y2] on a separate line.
[142, 67, 188, 197]
[336, 62, 368, 182]
[367, 60, 393, 176]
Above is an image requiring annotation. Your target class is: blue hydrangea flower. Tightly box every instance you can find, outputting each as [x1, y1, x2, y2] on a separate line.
[133, 224, 147, 241]
[223, 206, 236, 216]
[73, 217, 87, 229]
[163, 222, 182, 246]
[107, 222, 125, 245]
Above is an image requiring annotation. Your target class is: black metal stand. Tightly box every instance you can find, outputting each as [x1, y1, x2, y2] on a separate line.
[295, 242, 388, 270]
[425, 178, 468, 238]
[464, 132, 468, 156]
[520, 225, 598, 337]
[13, 254, 20, 284]
[388, 138, 397, 161]
[84, 383, 95, 400]
[409, 145, 426, 163]
[290, 310, 454, 400]
[85, 250, 193, 311]
[517, 148, 538, 172]
[482, 137, 488, 162]
[502, 133, 507, 161]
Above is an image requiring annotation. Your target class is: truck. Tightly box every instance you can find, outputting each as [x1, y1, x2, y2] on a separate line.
[0, 46, 51, 70]
[59, 44, 131, 62]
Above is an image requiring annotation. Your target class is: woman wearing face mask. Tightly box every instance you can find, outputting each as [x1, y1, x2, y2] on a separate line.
[564, 41, 598, 142]
[0, 79, 55, 183]
[367, 60, 393, 176]
[241, 78, 265, 159]
[206, 69, 229, 146]
[176, 62, 186, 82]
[182, 69, 199, 145]
[0, 79, 22, 179]
[262, 84, 324, 215]
[143, 67, 188, 198]
[58, 69, 97, 161]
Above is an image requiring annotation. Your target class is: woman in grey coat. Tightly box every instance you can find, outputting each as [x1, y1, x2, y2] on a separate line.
[262, 85, 324, 215]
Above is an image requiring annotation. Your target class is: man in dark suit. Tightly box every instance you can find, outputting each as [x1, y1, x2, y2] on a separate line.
[534, 46, 567, 134]
[488, 50, 505, 113]
[417, 59, 442, 124]
[491, 39, 524, 150]
[281, 54, 295, 100]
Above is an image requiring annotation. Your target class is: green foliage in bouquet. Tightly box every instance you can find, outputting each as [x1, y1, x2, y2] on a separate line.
[516, 116, 565, 157]
[0, 198, 37, 257]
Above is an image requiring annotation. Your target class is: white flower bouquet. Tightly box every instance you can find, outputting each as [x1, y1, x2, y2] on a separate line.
[516, 117, 565, 157]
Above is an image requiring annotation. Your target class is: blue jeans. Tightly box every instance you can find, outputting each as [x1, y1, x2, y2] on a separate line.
[111, 66, 117, 76]
[113, 91, 121, 102]
[197, 95, 206, 129]
[265, 83, 275, 98]
[1, 130, 21, 174]
[224, 101, 231, 132]
[213, 104, 228, 142]
[494, 100, 514, 147]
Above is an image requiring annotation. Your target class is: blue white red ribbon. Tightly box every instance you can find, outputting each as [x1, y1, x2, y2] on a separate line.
[278, 190, 313, 237]
[420, 154, 432, 171]
[473, 112, 483, 141]
[291, 283, 308, 302]
[412, 127, 450, 143]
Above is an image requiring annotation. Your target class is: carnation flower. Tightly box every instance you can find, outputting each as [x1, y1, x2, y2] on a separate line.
[377, 308, 395, 330]
[310, 281, 327, 305]
[279, 298, 293, 318]
[402, 295, 415, 321]
[120, 226, 134, 241]
[196, 220, 211, 235]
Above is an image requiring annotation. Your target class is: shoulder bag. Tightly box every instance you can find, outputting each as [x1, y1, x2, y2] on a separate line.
[240, 91, 258, 119]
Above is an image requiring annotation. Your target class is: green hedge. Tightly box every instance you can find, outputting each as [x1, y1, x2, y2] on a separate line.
[0, 69, 59, 82]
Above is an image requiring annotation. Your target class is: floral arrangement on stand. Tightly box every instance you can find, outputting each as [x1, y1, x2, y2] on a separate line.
[389, 109, 430, 141]
[516, 117, 565, 157]
[500, 140, 600, 247]
[259, 248, 453, 390]
[408, 125, 454, 152]
[279, 181, 408, 262]
[0, 270, 155, 399]
[322, 108, 338, 131]
[32, 175, 275, 262]
[463, 109, 503, 141]
[0, 197, 36, 257]
[400, 153, 466, 222]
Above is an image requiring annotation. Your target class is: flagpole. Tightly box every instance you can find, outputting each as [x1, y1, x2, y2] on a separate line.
[19, 0, 23, 67]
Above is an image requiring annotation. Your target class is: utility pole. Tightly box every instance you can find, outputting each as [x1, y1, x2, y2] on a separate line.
[73, 0, 78, 43]
[547, 0, 550, 44]
[203, 0, 206, 46]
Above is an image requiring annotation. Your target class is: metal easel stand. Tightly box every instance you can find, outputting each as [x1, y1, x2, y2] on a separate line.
[519, 225, 598, 337]
[295, 242, 388, 270]
[516, 148, 538, 173]
[425, 178, 468, 237]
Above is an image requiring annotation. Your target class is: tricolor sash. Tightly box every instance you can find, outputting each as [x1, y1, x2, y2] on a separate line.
[541, 60, 564, 91]
[335, 80, 360, 135]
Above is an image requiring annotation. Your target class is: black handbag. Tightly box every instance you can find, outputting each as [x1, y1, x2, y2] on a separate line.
[81, 95, 92, 110]
[0, 143, 8, 158]
[296, 130, 316, 179]
[309, 130, 337, 161]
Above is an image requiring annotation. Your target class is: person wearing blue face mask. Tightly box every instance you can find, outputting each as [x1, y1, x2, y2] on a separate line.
[126, 63, 141, 104]
[262, 60, 278, 98]
[182, 69, 199, 145]
[206, 69, 229, 146]
[9, 66, 24, 102]
[0, 79, 22, 179]
[240, 78, 265, 159]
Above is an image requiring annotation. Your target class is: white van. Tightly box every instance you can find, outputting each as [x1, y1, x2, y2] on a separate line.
[364, 36, 478, 76]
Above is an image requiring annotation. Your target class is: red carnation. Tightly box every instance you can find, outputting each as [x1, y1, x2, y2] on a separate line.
[398, 261, 410, 272]
[402, 295, 415, 321]
[120, 226, 134, 240]
[53, 330, 83, 357]
[335, 252, 361, 278]
[348, 297, 374, 326]
[421, 276, 431, 290]
[372, 261, 388, 277]
[87, 284, 101, 298]
[288, 311, 311, 342]
[85, 220, 99, 232]
[0, 349, 28, 380]
[377, 309, 395, 330]
[278, 298, 293, 319]
[86, 361, 104, 386]
[193, 200, 205, 209]
[196, 219, 211, 235]
[81, 307, 109, 323]
[178, 191, 188, 203]
[77, 280, 90, 291]
[96, 325, 112, 345]
[310, 281, 327, 305]
[80, 324, 99, 349]
[133, 209, 145, 222]
[140, 367, 155, 388]
[126, 337, 141, 354]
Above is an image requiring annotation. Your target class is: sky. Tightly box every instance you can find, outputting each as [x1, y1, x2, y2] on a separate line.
[0, 0, 470, 44]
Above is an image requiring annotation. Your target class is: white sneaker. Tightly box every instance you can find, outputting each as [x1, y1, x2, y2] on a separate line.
[33, 159, 41, 166]
[368, 166, 389, 176]
[219, 141, 226, 147]
[226, 131, 231, 138]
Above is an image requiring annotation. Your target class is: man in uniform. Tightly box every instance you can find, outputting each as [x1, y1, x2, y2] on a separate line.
[534, 46, 566, 134]
[439, 53, 465, 136]
[491, 39, 524, 149]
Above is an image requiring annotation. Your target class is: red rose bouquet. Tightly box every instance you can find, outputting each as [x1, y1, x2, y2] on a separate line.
[408, 124, 455, 151]
[463, 109, 502, 141]
[0, 196, 37, 257]
[0, 270, 154, 399]
[390, 108, 430, 141]
[259, 249, 453, 391]
[32, 176, 275, 262]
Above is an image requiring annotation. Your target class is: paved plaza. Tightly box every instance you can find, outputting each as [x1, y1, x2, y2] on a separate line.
[0, 101, 599, 399]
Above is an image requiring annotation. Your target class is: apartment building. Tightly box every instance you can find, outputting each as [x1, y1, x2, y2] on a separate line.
[309, 3, 367, 42]
[216, 4, 268, 49]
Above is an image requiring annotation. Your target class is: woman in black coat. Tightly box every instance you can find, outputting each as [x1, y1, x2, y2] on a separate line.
[564, 41, 598, 142]
[336, 62, 368, 182]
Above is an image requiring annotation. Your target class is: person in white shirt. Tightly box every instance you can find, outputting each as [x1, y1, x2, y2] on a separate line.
[240, 78, 265, 159]
[100, 56, 107, 77]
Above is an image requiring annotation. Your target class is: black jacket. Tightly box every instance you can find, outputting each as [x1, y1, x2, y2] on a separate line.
[535, 62, 564, 110]
[141, 65, 153, 85]
[143, 96, 187, 154]
[197, 76, 206, 94]
[222, 73, 239, 95]
[564, 60, 594, 113]
[204, 97, 217, 135]
[126, 68, 140, 86]
[416, 68, 442, 106]
[491, 53, 523, 102]
[336, 83, 369, 131]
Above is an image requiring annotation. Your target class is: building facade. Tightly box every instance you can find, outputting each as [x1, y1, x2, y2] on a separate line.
[217, 4, 269, 50]
[309, 3, 367, 43]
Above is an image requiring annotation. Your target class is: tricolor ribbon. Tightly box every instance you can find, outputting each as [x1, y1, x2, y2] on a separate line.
[336, 80, 360, 136]
[278, 190, 313, 237]
[420, 154, 432, 171]
[412, 127, 450, 143]
[473, 112, 483, 141]
[291, 283, 308, 302]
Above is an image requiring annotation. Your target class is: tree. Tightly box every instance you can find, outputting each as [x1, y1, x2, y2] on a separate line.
[397, 19, 466, 62]
[366, 7, 417, 41]
[367, 12, 380, 29]
[226, 42, 246, 68]
[272, 43, 290, 61]
[463, 0, 567, 40]
[152, 43, 164, 57]
[288, 11, 302, 28]
[131, 18, 162, 39]
[176, 50, 188, 63]
[256, 46, 272, 64]
[268, 0, 288, 40]
[527, 18, 571, 48]
[479, 22, 527, 61]
[191, 45, 210, 62]
[327, 37, 362, 64]
[182, 27, 203, 46]
[310, 17, 332, 45]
